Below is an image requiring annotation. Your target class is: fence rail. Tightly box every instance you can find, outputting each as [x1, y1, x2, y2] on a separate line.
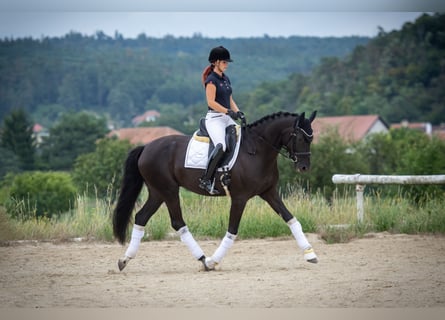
[331, 174, 445, 223]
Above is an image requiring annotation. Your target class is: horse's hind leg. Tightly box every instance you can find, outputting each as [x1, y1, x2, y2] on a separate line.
[164, 192, 206, 266]
[118, 192, 163, 271]
[204, 198, 247, 270]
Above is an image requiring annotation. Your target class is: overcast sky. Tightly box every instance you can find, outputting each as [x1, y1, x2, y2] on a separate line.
[0, 1, 442, 39]
[0, 12, 430, 39]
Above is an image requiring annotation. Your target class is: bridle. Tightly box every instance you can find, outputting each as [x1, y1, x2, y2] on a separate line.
[257, 125, 313, 163]
[283, 127, 313, 163]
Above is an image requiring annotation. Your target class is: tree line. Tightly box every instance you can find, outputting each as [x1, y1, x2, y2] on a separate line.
[0, 31, 368, 128]
[239, 13, 445, 125]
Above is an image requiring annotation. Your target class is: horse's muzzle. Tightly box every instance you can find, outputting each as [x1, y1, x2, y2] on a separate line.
[295, 161, 310, 172]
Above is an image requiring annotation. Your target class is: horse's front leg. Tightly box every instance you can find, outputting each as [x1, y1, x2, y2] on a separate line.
[204, 198, 247, 270]
[260, 189, 318, 263]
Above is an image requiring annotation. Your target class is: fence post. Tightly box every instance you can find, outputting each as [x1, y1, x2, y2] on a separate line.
[355, 184, 365, 223]
[331, 174, 445, 223]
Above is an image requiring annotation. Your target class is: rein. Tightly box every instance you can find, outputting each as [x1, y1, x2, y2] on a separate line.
[258, 135, 292, 159]
[256, 127, 313, 163]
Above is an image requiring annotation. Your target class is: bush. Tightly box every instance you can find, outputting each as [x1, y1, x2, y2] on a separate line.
[361, 129, 445, 203]
[289, 129, 368, 199]
[72, 138, 133, 199]
[6, 171, 77, 219]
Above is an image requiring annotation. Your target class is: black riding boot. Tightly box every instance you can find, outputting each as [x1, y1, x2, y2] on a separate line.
[199, 143, 225, 195]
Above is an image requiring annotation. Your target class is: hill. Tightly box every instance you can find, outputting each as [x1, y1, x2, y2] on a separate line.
[0, 33, 368, 127]
[240, 13, 445, 125]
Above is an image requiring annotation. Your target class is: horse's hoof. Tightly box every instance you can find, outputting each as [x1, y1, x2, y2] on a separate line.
[118, 257, 130, 271]
[202, 257, 217, 271]
[303, 248, 318, 264]
[199, 256, 215, 271]
[199, 256, 209, 271]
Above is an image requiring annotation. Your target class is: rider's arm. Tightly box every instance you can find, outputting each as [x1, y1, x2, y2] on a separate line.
[229, 95, 239, 113]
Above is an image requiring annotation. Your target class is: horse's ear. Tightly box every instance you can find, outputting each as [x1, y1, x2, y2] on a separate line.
[295, 112, 305, 128]
[309, 110, 317, 123]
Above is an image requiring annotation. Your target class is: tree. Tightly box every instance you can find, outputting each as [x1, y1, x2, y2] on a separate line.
[0, 108, 35, 171]
[0, 147, 20, 180]
[72, 138, 133, 199]
[298, 130, 368, 199]
[39, 112, 108, 170]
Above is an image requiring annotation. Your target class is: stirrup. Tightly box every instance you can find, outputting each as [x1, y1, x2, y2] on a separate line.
[199, 178, 220, 195]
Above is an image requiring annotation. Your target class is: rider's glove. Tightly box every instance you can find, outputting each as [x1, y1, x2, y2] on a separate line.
[226, 109, 239, 120]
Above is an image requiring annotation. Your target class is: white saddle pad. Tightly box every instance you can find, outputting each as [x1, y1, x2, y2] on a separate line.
[184, 126, 241, 171]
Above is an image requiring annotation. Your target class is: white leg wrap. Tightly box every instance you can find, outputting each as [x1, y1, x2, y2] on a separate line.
[211, 232, 237, 263]
[288, 218, 311, 251]
[124, 224, 145, 259]
[178, 226, 205, 260]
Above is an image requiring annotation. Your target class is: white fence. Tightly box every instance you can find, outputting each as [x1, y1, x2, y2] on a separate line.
[331, 174, 445, 223]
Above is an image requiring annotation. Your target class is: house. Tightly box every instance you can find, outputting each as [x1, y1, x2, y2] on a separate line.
[311, 115, 389, 143]
[391, 120, 445, 140]
[391, 120, 433, 136]
[107, 126, 184, 145]
[433, 125, 445, 140]
[32, 123, 49, 146]
[131, 110, 161, 126]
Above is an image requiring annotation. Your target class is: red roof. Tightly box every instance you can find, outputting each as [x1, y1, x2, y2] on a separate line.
[33, 123, 43, 132]
[132, 110, 161, 126]
[108, 126, 183, 145]
[391, 121, 433, 136]
[312, 115, 387, 142]
[434, 130, 445, 140]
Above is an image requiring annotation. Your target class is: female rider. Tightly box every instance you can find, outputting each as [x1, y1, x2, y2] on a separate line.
[199, 46, 244, 195]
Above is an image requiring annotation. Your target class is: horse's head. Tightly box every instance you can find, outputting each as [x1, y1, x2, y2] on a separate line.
[284, 111, 317, 172]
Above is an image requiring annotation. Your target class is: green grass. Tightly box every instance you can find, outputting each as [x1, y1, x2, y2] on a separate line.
[1, 187, 444, 244]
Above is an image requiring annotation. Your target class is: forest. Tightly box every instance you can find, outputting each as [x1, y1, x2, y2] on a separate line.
[239, 12, 445, 124]
[0, 27, 368, 128]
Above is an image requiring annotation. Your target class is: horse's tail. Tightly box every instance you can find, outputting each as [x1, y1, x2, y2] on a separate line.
[113, 145, 145, 244]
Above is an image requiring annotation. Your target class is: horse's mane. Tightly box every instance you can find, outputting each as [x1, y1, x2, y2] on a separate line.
[247, 111, 298, 129]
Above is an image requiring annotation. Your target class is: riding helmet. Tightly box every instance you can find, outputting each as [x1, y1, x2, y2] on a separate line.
[208, 46, 233, 63]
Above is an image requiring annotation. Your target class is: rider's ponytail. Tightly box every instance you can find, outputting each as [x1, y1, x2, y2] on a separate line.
[201, 65, 213, 87]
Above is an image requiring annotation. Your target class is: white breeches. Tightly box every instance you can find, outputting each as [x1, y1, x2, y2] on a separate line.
[205, 111, 237, 152]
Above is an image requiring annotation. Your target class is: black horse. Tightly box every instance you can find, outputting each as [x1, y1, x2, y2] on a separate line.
[113, 111, 318, 271]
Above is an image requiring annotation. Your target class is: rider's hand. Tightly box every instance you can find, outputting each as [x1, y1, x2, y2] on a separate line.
[226, 109, 239, 120]
[237, 111, 245, 120]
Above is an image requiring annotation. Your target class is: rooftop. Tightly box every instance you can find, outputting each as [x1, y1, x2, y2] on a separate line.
[108, 126, 183, 145]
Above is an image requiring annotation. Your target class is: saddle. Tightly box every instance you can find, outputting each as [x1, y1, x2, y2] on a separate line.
[184, 118, 241, 171]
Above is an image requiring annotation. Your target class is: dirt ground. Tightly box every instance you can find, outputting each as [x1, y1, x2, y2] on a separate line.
[1, 232, 445, 308]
